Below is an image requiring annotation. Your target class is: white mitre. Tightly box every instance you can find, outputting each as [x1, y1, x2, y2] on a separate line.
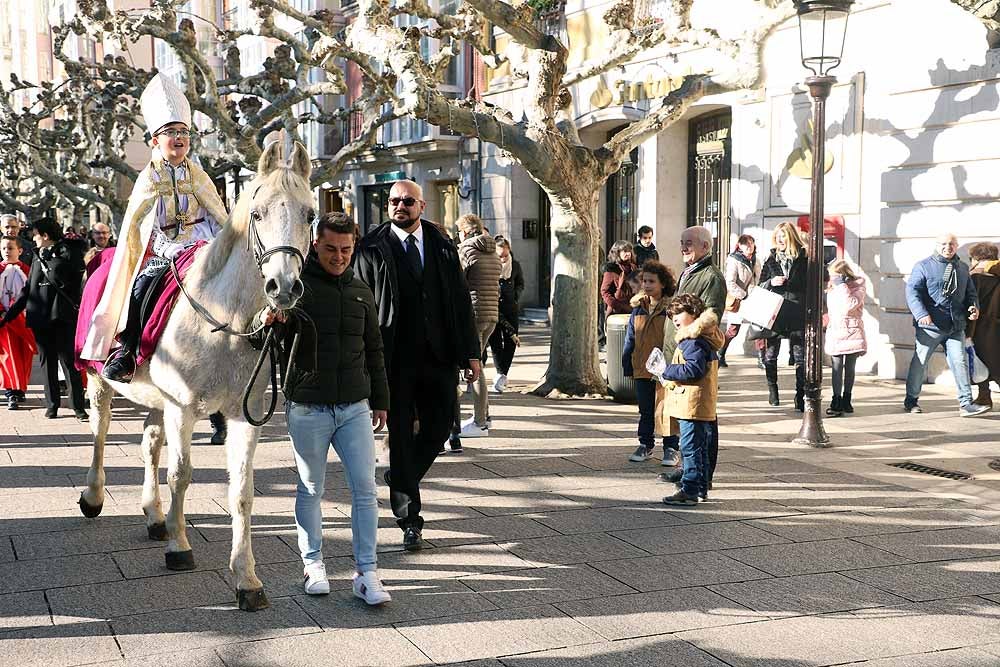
[140, 73, 191, 135]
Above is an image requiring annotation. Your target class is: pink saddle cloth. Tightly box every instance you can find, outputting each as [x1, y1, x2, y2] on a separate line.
[75, 242, 207, 373]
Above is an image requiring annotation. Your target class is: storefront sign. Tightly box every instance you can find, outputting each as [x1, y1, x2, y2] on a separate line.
[374, 170, 406, 183]
[590, 69, 692, 109]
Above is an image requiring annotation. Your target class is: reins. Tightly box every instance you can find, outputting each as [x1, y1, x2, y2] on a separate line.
[170, 187, 311, 427]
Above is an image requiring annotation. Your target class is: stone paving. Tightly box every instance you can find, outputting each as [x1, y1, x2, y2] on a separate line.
[2, 326, 1000, 666]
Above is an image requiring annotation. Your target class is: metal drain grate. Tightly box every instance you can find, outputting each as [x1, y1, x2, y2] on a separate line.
[888, 461, 973, 481]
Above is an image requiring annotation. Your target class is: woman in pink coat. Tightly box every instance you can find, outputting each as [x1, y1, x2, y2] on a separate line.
[825, 259, 867, 417]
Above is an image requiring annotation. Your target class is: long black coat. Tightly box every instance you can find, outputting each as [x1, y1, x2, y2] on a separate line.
[2, 238, 84, 331]
[759, 248, 807, 336]
[969, 262, 1000, 382]
[353, 220, 480, 374]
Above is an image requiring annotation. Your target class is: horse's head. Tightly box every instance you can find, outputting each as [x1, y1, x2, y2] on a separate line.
[246, 138, 315, 311]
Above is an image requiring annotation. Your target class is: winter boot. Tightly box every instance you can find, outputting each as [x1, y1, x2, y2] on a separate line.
[767, 384, 780, 406]
[794, 365, 805, 412]
[974, 383, 993, 410]
[841, 392, 854, 414]
[826, 395, 843, 417]
[765, 363, 780, 406]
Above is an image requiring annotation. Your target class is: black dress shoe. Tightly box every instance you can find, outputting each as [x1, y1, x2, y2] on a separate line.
[44, 407, 57, 419]
[74, 410, 89, 422]
[403, 527, 423, 551]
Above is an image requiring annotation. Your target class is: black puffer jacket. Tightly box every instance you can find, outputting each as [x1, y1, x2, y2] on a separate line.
[266, 258, 389, 410]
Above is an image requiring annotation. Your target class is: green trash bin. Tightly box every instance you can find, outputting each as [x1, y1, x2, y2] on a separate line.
[605, 313, 636, 404]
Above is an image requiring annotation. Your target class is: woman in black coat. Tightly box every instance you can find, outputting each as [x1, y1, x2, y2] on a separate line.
[758, 222, 807, 411]
[488, 236, 524, 393]
[0, 218, 87, 419]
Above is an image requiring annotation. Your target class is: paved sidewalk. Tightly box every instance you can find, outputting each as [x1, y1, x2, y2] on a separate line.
[2, 326, 1000, 667]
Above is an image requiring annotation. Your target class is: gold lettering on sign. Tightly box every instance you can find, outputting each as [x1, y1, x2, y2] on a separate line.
[590, 76, 614, 108]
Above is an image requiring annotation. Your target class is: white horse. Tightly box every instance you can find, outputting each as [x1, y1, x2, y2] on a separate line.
[78, 140, 314, 611]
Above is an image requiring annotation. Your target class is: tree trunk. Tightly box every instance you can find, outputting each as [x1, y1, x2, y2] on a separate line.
[532, 187, 607, 397]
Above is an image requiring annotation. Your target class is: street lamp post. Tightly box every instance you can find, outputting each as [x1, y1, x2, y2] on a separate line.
[792, 0, 852, 448]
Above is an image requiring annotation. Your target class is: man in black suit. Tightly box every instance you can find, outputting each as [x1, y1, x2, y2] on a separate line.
[354, 180, 481, 551]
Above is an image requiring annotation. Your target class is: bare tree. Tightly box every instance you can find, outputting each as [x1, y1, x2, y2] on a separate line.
[0, 0, 401, 225]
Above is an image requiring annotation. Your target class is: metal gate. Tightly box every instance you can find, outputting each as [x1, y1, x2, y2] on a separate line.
[687, 111, 732, 259]
[605, 147, 639, 249]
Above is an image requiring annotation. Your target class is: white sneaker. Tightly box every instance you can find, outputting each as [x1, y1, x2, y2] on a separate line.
[661, 450, 680, 467]
[460, 417, 489, 438]
[490, 376, 504, 394]
[303, 561, 330, 595]
[497, 374, 508, 391]
[353, 570, 391, 605]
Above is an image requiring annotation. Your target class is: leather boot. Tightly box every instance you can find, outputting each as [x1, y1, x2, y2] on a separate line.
[974, 383, 993, 409]
[794, 364, 805, 412]
[841, 392, 854, 414]
[826, 395, 843, 417]
[765, 364, 779, 406]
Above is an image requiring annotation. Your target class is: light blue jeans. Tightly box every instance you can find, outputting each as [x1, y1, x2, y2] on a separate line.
[286, 399, 378, 572]
[904, 325, 972, 408]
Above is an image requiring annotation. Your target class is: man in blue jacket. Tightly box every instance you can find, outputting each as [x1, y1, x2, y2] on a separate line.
[904, 233, 987, 417]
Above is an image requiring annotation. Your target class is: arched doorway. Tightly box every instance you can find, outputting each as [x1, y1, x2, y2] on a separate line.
[687, 110, 732, 258]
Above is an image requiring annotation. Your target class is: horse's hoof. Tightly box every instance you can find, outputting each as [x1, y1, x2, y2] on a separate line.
[78, 493, 103, 518]
[146, 522, 168, 541]
[165, 550, 195, 571]
[237, 587, 270, 612]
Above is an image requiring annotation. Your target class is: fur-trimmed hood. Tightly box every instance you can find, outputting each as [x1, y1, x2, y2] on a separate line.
[674, 310, 725, 351]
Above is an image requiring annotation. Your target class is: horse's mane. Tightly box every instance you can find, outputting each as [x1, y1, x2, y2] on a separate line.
[190, 166, 313, 283]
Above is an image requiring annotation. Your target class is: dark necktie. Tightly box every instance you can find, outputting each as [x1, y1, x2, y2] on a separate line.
[405, 234, 422, 277]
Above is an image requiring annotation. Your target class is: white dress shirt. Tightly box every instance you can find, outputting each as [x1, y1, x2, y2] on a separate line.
[390, 221, 425, 266]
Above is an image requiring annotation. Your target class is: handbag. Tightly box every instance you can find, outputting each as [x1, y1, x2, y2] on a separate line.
[967, 341, 990, 384]
[739, 287, 785, 330]
[746, 323, 778, 341]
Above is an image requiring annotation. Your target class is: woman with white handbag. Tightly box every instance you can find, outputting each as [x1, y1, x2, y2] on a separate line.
[758, 223, 807, 410]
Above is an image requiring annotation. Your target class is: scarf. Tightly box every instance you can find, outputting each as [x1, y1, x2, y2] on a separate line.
[775, 249, 795, 278]
[728, 249, 754, 271]
[934, 251, 959, 297]
[500, 256, 512, 280]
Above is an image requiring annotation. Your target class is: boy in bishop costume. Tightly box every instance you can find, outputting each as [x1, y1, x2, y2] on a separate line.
[79, 74, 230, 441]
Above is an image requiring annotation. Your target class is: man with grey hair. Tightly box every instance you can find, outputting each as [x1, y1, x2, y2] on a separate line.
[904, 233, 987, 417]
[1, 215, 34, 268]
[658, 225, 726, 489]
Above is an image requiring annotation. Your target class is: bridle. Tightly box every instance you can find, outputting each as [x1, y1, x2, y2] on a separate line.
[170, 184, 314, 427]
[246, 185, 306, 278]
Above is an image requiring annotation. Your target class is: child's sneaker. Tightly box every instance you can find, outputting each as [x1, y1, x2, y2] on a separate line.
[353, 570, 391, 605]
[628, 445, 653, 462]
[661, 450, 680, 466]
[662, 490, 699, 506]
[303, 561, 330, 595]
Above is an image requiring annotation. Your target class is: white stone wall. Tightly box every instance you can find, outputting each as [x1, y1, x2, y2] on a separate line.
[726, 0, 1000, 382]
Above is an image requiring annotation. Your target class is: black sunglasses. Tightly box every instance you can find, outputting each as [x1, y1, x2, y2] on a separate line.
[388, 197, 419, 207]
